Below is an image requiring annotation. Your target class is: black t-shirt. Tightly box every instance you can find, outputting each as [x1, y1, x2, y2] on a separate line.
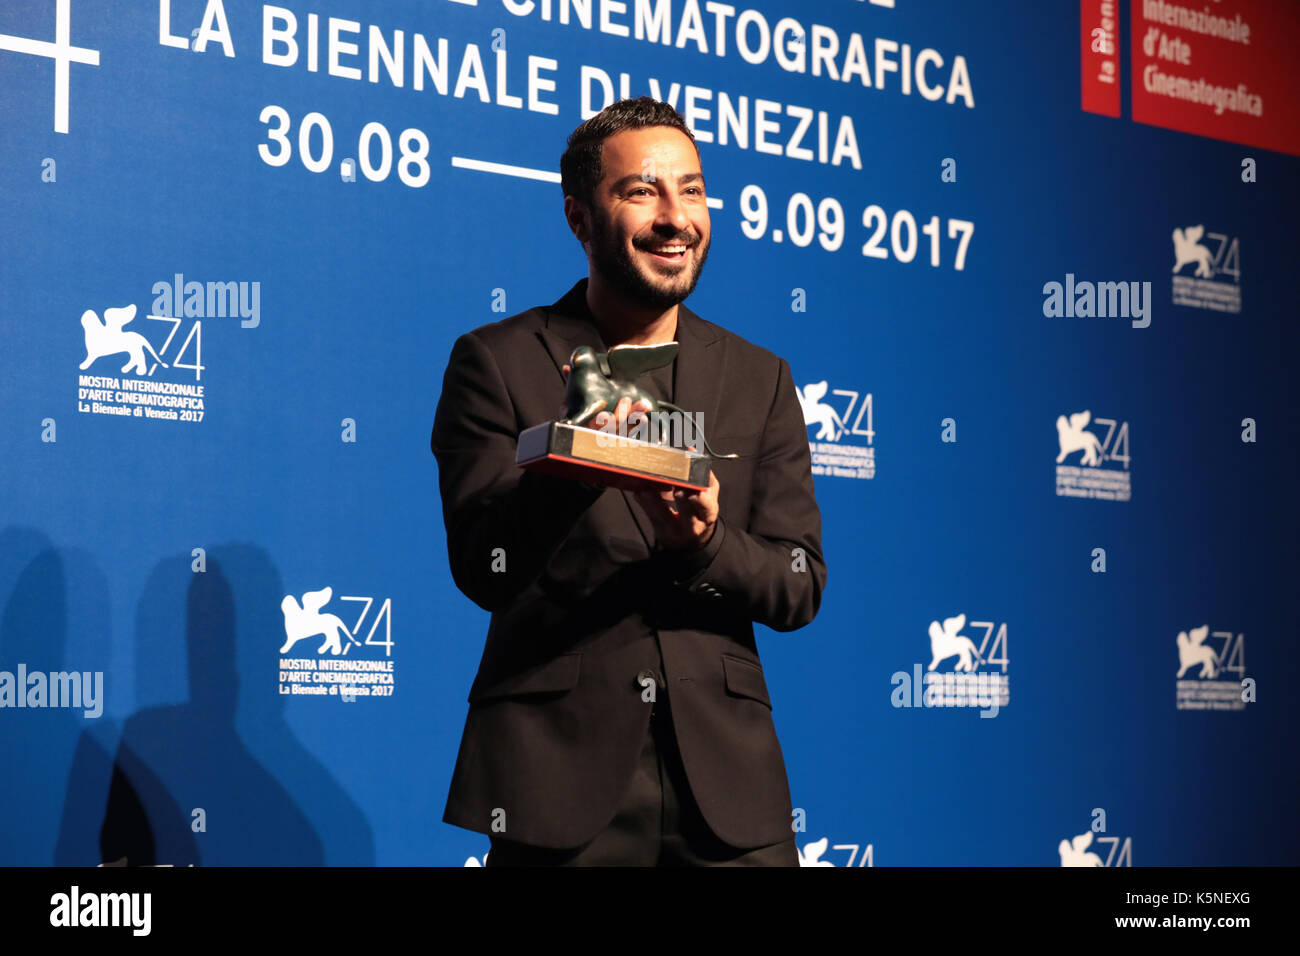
[642, 356, 676, 405]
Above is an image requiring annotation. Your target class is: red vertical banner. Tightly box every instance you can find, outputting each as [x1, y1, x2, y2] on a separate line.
[1081, 0, 1122, 117]
[1130, 0, 1299, 156]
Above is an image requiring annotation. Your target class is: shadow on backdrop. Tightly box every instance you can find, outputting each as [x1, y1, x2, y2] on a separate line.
[91, 544, 374, 864]
[2, 526, 115, 865]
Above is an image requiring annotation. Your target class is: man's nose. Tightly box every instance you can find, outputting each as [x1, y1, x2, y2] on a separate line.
[653, 189, 693, 232]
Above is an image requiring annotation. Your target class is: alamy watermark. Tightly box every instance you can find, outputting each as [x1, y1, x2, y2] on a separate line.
[0, 664, 103, 718]
[152, 273, 260, 328]
[594, 409, 706, 449]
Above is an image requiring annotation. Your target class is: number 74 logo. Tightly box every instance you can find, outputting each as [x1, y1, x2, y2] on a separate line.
[147, 315, 204, 380]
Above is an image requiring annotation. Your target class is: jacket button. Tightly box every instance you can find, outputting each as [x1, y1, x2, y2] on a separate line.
[636, 669, 657, 688]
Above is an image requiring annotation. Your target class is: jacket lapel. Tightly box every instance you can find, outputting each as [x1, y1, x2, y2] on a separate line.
[671, 300, 724, 453]
[538, 280, 604, 385]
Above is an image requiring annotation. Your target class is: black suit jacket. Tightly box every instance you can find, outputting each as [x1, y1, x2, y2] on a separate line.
[431, 279, 827, 849]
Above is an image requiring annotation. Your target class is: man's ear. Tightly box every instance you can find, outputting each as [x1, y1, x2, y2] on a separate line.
[565, 195, 591, 244]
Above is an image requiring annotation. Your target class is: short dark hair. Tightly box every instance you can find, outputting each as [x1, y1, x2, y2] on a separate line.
[560, 97, 700, 211]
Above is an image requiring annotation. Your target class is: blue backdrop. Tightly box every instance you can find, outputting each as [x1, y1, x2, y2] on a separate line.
[2, 0, 1295, 866]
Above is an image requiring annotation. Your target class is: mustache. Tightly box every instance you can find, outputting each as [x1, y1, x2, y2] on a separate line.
[636, 235, 701, 248]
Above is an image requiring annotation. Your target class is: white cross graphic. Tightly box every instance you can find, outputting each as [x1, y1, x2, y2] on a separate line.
[0, 0, 100, 134]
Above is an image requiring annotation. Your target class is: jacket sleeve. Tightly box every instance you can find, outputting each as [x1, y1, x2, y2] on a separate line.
[652, 357, 827, 632]
[431, 329, 604, 613]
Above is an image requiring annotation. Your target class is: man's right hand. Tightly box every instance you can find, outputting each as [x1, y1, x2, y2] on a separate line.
[559, 363, 652, 433]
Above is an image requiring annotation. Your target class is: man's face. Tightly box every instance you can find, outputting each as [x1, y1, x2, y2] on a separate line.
[582, 126, 711, 309]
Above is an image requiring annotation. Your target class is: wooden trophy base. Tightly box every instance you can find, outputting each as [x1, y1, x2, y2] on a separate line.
[517, 422, 711, 491]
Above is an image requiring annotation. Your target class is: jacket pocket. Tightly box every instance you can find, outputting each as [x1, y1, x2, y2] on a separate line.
[468, 652, 582, 703]
[721, 654, 772, 710]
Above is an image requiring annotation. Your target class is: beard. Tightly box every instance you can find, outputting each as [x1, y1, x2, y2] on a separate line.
[588, 210, 710, 310]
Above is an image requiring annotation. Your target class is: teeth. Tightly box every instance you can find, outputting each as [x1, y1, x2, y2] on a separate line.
[650, 245, 686, 254]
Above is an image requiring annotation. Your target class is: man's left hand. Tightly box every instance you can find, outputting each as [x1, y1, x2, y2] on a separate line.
[632, 449, 720, 552]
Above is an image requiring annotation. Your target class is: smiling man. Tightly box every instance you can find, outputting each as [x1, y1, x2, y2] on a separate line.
[431, 97, 827, 866]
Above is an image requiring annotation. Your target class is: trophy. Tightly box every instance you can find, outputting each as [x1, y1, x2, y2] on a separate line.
[516, 343, 737, 491]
